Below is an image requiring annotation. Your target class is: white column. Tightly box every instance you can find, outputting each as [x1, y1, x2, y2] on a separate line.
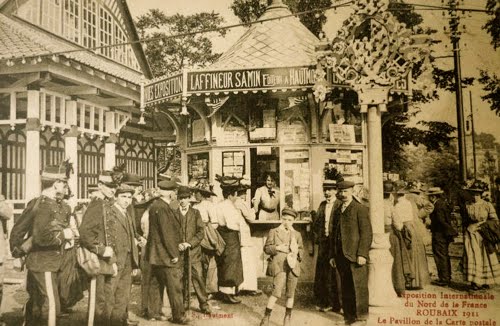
[361, 96, 398, 306]
[104, 134, 117, 170]
[25, 90, 41, 201]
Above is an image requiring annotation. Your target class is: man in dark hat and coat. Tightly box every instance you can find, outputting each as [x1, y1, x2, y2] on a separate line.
[177, 186, 211, 313]
[10, 165, 74, 326]
[329, 181, 372, 325]
[146, 180, 188, 324]
[312, 179, 342, 313]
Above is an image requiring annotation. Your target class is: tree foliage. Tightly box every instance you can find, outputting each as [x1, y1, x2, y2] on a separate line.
[136, 9, 227, 77]
[484, 0, 500, 49]
[475, 132, 499, 150]
[478, 70, 500, 116]
[230, 0, 332, 37]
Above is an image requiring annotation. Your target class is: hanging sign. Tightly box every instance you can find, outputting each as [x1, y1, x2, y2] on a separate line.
[144, 73, 184, 106]
[187, 66, 317, 93]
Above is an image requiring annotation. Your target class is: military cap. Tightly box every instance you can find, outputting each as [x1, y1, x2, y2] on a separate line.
[98, 171, 118, 187]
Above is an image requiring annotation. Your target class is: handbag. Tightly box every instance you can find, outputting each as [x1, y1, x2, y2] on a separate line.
[76, 246, 100, 276]
[201, 223, 226, 256]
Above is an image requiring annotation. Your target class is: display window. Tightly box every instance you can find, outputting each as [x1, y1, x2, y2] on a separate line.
[188, 152, 209, 182]
[283, 148, 311, 212]
[325, 148, 363, 184]
[321, 90, 363, 144]
[222, 151, 245, 178]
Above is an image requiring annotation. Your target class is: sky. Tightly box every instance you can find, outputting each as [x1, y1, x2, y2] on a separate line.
[127, 0, 500, 142]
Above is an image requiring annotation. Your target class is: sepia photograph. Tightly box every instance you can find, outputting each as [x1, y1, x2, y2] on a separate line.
[0, 0, 499, 325]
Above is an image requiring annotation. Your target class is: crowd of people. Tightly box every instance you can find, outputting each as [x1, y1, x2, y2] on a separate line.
[311, 176, 500, 325]
[0, 161, 499, 326]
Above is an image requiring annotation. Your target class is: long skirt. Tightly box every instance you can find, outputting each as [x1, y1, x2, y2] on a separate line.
[404, 221, 430, 289]
[387, 225, 410, 296]
[239, 245, 258, 291]
[215, 226, 243, 288]
[464, 223, 500, 285]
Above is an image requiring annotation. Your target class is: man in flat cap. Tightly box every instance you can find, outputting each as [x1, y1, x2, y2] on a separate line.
[329, 181, 372, 326]
[313, 179, 342, 313]
[146, 180, 188, 324]
[10, 165, 74, 326]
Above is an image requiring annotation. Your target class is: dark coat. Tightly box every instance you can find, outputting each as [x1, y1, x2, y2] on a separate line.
[110, 205, 140, 269]
[24, 196, 71, 272]
[264, 225, 303, 277]
[79, 198, 117, 274]
[330, 199, 372, 262]
[430, 198, 458, 238]
[178, 206, 204, 263]
[146, 198, 182, 267]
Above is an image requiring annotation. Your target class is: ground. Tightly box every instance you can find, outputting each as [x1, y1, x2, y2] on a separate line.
[1, 241, 499, 325]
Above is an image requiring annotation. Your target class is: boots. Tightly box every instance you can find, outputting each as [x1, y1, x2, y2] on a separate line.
[259, 308, 272, 326]
[283, 308, 292, 326]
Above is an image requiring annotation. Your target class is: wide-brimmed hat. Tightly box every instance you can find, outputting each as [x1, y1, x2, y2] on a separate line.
[426, 187, 444, 195]
[98, 171, 118, 188]
[465, 180, 488, 193]
[190, 178, 216, 197]
[41, 165, 68, 181]
[215, 174, 242, 189]
[323, 180, 338, 189]
[123, 173, 143, 187]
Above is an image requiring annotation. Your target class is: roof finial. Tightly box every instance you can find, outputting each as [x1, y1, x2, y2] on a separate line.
[268, 0, 287, 9]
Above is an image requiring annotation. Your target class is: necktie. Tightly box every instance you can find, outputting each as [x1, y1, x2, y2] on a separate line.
[268, 189, 275, 197]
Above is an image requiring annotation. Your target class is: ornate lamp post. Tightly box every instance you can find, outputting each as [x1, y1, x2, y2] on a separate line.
[315, 0, 432, 306]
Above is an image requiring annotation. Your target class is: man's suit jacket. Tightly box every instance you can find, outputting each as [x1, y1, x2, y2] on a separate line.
[178, 206, 204, 263]
[313, 200, 341, 243]
[79, 197, 118, 273]
[430, 198, 458, 238]
[330, 199, 372, 263]
[110, 205, 140, 269]
[146, 198, 182, 267]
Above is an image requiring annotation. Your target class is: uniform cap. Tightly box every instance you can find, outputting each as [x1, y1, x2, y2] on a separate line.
[98, 171, 118, 187]
[41, 165, 68, 181]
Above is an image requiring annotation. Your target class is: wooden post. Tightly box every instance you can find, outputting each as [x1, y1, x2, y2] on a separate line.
[26, 90, 41, 201]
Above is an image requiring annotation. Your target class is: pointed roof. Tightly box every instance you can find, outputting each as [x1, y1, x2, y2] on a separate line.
[209, 0, 319, 70]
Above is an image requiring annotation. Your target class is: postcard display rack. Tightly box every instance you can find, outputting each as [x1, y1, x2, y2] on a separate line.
[325, 148, 363, 184]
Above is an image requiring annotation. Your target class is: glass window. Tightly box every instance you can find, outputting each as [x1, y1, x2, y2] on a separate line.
[283, 149, 310, 212]
[82, 0, 98, 48]
[114, 23, 127, 64]
[63, 0, 80, 43]
[222, 151, 245, 178]
[41, 0, 61, 35]
[99, 7, 113, 58]
[17, 0, 40, 25]
[322, 90, 363, 144]
[0, 93, 11, 120]
[188, 153, 209, 183]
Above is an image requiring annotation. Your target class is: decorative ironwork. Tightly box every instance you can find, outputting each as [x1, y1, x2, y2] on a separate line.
[314, 0, 433, 103]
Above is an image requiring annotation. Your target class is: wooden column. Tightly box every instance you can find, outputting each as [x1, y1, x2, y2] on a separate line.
[25, 90, 41, 201]
[64, 100, 79, 204]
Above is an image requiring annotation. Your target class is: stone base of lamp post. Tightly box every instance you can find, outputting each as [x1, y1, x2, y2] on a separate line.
[368, 232, 399, 307]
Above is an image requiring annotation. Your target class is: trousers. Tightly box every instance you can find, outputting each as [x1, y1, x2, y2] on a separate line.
[152, 265, 185, 321]
[432, 234, 452, 283]
[24, 270, 60, 326]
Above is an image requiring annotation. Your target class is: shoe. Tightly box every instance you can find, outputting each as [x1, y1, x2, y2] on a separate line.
[228, 294, 241, 304]
[482, 284, 490, 289]
[432, 280, 449, 287]
[319, 306, 332, 312]
[168, 316, 191, 325]
[200, 305, 212, 314]
[259, 315, 270, 326]
[471, 283, 481, 291]
[283, 314, 291, 326]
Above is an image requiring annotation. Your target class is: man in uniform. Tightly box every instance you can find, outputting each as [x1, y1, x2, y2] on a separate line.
[10, 165, 74, 326]
[329, 181, 372, 326]
[313, 179, 342, 313]
[79, 170, 120, 325]
[146, 180, 188, 324]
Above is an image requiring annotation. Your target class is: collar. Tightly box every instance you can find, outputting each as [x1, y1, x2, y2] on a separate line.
[114, 203, 127, 215]
[161, 197, 171, 205]
[342, 198, 353, 208]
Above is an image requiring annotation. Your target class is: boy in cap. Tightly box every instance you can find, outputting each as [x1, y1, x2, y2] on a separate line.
[10, 165, 74, 326]
[260, 208, 303, 326]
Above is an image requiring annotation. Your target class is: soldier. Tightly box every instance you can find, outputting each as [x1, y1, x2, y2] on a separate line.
[79, 170, 120, 325]
[10, 165, 74, 326]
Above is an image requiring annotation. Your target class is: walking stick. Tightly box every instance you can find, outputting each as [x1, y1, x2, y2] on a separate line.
[184, 249, 192, 312]
[87, 277, 96, 326]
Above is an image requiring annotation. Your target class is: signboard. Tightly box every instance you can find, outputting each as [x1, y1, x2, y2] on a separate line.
[144, 73, 183, 106]
[187, 66, 316, 93]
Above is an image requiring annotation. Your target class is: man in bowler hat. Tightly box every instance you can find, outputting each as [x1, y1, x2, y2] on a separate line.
[329, 181, 372, 325]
